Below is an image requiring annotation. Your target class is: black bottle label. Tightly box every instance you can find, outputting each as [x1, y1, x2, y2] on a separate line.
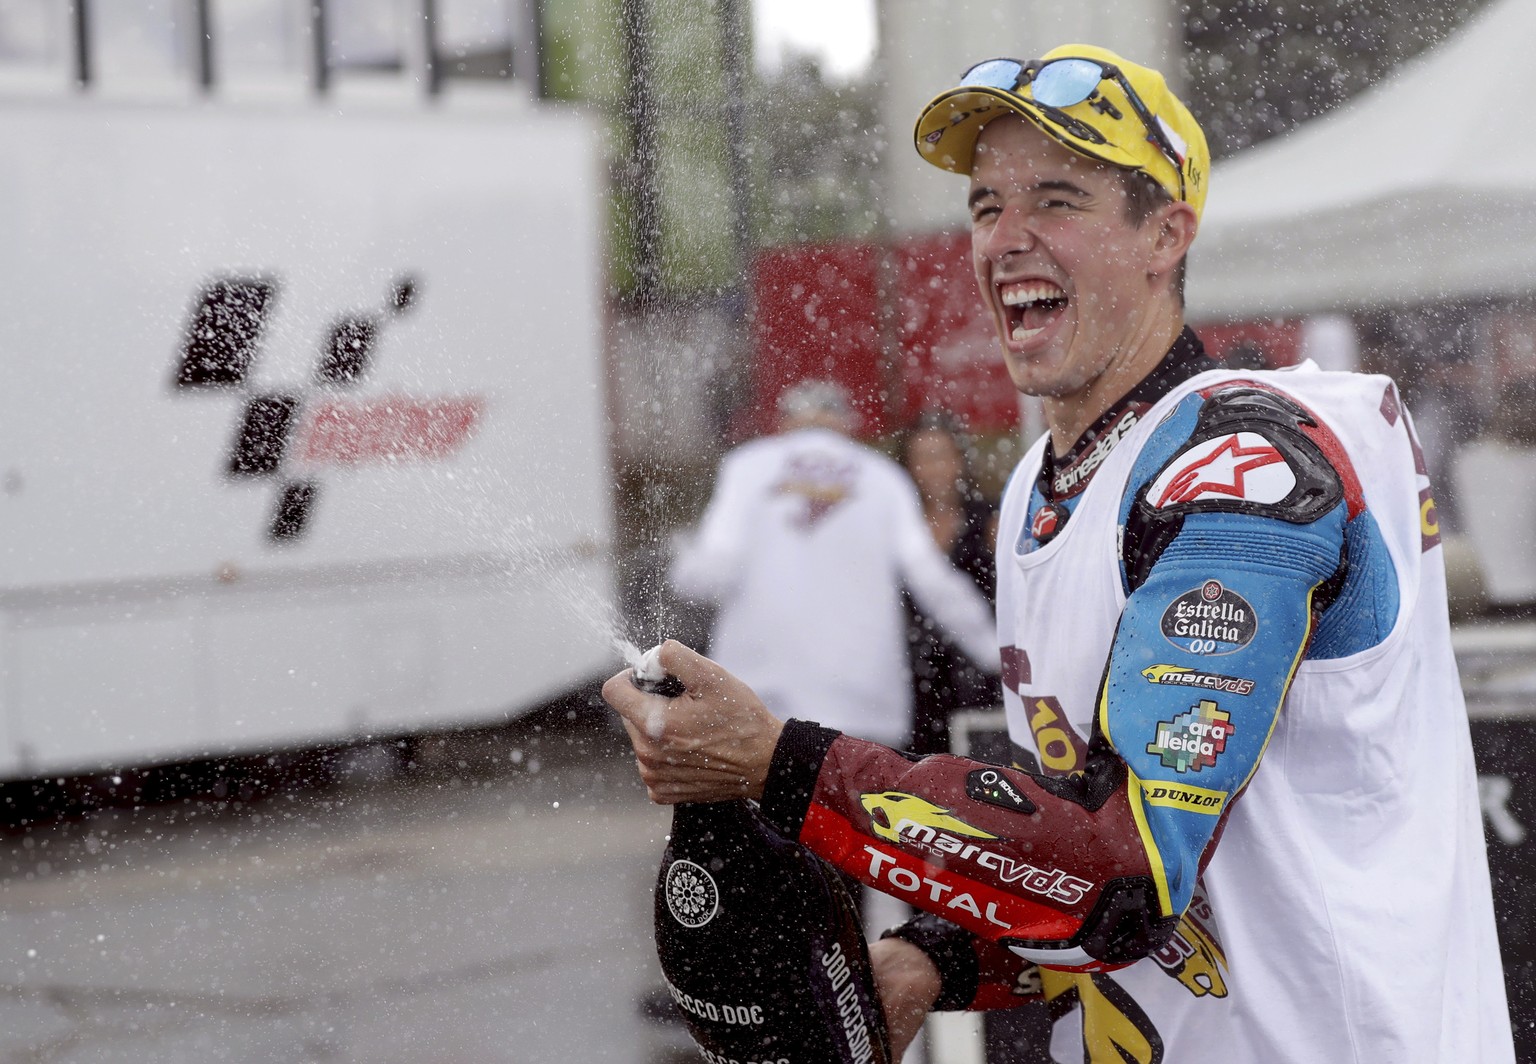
[654, 801, 892, 1064]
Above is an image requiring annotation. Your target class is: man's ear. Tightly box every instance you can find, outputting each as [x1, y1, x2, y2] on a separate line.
[1148, 201, 1198, 277]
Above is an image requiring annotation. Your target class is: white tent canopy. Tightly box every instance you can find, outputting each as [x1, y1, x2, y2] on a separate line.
[1186, 0, 1536, 320]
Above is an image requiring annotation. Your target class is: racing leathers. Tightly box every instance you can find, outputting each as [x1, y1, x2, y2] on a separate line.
[755, 330, 1513, 1062]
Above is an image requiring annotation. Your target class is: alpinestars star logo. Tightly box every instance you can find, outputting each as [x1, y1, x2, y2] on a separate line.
[1149, 431, 1294, 508]
[173, 275, 483, 540]
[664, 858, 719, 928]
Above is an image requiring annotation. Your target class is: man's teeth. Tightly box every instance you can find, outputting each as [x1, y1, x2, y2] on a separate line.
[1004, 282, 1065, 342]
[1002, 282, 1066, 307]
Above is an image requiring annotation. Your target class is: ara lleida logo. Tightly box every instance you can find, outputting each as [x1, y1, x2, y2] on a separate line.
[1146, 699, 1234, 774]
[173, 275, 483, 540]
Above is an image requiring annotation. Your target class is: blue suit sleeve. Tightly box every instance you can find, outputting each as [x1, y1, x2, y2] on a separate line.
[1099, 384, 1380, 917]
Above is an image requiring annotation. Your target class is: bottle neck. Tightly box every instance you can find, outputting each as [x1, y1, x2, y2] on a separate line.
[672, 799, 753, 827]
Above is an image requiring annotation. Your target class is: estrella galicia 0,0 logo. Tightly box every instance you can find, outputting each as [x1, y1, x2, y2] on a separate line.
[1160, 579, 1257, 655]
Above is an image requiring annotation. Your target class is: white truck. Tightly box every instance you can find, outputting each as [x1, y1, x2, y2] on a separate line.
[0, 93, 615, 780]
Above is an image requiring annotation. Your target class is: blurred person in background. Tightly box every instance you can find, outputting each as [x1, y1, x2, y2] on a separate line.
[668, 379, 998, 750]
[1220, 340, 1267, 371]
[897, 413, 1001, 755]
[1455, 372, 1536, 615]
[614, 44, 1513, 1063]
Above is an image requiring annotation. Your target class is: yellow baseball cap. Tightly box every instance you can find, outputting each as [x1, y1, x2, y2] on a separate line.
[914, 44, 1209, 220]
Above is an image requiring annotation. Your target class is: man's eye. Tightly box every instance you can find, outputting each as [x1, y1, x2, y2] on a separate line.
[971, 204, 1000, 222]
[1040, 198, 1075, 210]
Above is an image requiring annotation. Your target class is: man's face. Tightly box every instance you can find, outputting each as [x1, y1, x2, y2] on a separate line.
[968, 115, 1166, 401]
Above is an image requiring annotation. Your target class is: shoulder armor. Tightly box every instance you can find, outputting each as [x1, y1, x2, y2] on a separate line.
[1124, 385, 1346, 590]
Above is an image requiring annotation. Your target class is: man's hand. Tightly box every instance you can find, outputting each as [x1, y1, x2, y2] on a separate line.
[602, 640, 785, 804]
[869, 937, 943, 1059]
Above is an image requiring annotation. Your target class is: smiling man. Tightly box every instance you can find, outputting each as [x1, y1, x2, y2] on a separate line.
[604, 44, 1514, 1063]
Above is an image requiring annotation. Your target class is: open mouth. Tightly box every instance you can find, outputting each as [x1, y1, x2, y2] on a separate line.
[1001, 280, 1068, 343]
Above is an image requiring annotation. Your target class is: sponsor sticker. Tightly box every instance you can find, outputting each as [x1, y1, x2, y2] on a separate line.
[867, 803, 1094, 907]
[1420, 486, 1441, 551]
[1030, 503, 1066, 544]
[1053, 408, 1142, 497]
[1160, 580, 1257, 655]
[1146, 699, 1233, 773]
[1141, 664, 1255, 696]
[662, 976, 766, 1028]
[966, 768, 1037, 815]
[1139, 779, 1229, 815]
[1000, 645, 1031, 694]
[860, 791, 996, 844]
[664, 858, 720, 928]
[1148, 431, 1295, 508]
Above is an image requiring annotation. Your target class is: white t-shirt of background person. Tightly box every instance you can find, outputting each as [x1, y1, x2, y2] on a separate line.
[671, 426, 997, 747]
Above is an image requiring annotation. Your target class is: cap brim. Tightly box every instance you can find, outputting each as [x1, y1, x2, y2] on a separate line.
[914, 85, 1148, 177]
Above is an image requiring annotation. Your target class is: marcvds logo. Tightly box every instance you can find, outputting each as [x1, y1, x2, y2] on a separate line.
[860, 792, 997, 844]
[1142, 664, 1256, 696]
[173, 275, 483, 540]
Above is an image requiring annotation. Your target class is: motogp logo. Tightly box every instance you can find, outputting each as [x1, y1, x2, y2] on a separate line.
[173, 274, 483, 541]
[664, 859, 720, 928]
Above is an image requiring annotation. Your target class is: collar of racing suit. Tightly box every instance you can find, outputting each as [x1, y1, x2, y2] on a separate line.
[1036, 326, 1219, 504]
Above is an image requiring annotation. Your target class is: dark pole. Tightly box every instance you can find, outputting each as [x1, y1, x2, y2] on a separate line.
[715, 0, 756, 432]
[422, 0, 441, 96]
[869, 6, 904, 432]
[193, 0, 214, 91]
[311, 0, 330, 94]
[529, 0, 548, 95]
[70, 0, 91, 88]
[620, 0, 663, 308]
[717, 0, 754, 306]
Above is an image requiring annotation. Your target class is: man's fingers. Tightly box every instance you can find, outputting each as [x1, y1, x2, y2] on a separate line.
[601, 669, 658, 732]
[656, 639, 730, 694]
[606, 639, 728, 701]
[602, 644, 777, 805]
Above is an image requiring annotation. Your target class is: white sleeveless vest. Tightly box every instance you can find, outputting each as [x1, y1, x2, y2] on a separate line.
[996, 364, 1512, 1063]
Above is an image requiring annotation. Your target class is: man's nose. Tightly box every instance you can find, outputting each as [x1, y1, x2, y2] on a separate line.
[983, 203, 1037, 260]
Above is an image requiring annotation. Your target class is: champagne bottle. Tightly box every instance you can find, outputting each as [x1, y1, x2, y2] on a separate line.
[632, 657, 892, 1064]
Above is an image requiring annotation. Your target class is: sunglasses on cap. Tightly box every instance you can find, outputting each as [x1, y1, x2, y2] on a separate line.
[960, 56, 1188, 203]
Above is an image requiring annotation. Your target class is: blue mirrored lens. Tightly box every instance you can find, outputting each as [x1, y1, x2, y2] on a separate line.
[1030, 59, 1105, 108]
[962, 59, 1024, 91]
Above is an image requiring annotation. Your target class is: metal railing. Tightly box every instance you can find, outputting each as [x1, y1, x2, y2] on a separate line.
[55, 0, 539, 98]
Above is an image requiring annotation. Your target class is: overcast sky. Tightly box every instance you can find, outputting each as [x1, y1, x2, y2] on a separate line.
[753, 0, 876, 78]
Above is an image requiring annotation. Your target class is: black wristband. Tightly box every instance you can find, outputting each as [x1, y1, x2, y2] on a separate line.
[759, 718, 840, 839]
[880, 913, 980, 1012]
